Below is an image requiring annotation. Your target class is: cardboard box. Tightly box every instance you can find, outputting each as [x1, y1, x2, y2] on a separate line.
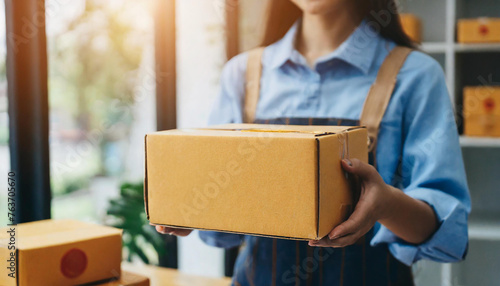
[464, 86, 500, 137]
[0, 220, 122, 286]
[400, 13, 422, 43]
[457, 18, 500, 43]
[95, 271, 149, 286]
[145, 124, 368, 240]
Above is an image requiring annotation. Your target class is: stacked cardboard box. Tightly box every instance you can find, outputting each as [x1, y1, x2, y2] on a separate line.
[464, 87, 500, 137]
[400, 13, 422, 43]
[0, 219, 149, 286]
[458, 18, 500, 43]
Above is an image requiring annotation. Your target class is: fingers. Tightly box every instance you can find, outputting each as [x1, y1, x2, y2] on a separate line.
[328, 218, 358, 240]
[328, 199, 372, 239]
[153, 225, 193, 237]
[310, 200, 374, 248]
[308, 232, 362, 248]
[341, 158, 377, 182]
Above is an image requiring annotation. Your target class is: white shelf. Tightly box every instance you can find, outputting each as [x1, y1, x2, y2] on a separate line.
[460, 136, 500, 148]
[420, 42, 500, 54]
[421, 42, 447, 53]
[406, 0, 500, 284]
[455, 43, 500, 53]
[469, 220, 500, 241]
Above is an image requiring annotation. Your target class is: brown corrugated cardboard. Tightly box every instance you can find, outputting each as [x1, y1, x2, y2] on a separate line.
[457, 18, 500, 43]
[0, 220, 122, 286]
[145, 124, 368, 240]
[400, 13, 422, 43]
[464, 86, 500, 137]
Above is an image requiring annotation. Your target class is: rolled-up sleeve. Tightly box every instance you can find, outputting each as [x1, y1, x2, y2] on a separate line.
[199, 231, 244, 249]
[371, 55, 471, 266]
[199, 53, 249, 249]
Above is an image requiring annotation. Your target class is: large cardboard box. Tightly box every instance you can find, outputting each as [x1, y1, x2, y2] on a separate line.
[400, 13, 422, 43]
[145, 124, 368, 240]
[457, 18, 500, 43]
[0, 220, 122, 286]
[464, 86, 500, 137]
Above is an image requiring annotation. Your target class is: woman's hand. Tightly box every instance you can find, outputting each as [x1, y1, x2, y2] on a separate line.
[151, 224, 193, 237]
[309, 158, 396, 248]
[309, 158, 438, 248]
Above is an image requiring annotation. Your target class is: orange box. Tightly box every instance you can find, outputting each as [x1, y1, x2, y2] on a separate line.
[400, 13, 422, 43]
[464, 87, 500, 137]
[145, 124, 368, 240]
[96, 271, 149, 286]
[0, 220, 122, 286]
[457, 18, 500, 43]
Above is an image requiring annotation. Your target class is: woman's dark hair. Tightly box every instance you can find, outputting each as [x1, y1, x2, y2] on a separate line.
[260, 0, 416, 49]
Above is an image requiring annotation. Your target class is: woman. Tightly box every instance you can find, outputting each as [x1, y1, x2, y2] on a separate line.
[155, 0, 470, 285]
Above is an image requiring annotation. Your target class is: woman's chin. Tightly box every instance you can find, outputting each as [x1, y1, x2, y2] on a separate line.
[291, 0, 343, 15]
[302, 3, 338, 15]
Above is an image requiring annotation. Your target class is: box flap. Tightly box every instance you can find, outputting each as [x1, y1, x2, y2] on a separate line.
[148, 124, 365, 139]
[148, 129, 326, 139]
[0, 220, 122, 250]
[208, 123, 363, 133]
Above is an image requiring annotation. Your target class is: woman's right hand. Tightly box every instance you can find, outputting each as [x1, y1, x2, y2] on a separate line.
[152, 224, 193, 237]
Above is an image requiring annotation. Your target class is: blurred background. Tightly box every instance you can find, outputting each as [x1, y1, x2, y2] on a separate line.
[1, 0, 499, 285]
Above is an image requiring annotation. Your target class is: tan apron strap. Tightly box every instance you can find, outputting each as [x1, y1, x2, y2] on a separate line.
[360, 46, 412, 152]
[244, 47, 265, 123]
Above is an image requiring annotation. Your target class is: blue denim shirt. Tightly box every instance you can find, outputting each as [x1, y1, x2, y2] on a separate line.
[200, 20, 470, 266]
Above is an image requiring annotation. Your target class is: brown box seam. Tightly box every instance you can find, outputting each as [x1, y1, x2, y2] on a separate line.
[150, 223, 316, 241]
[144, 134, 150, 220]
[316, 137, 321, 240]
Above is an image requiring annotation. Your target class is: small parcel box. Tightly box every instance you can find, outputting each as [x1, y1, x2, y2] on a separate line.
[457, 18, 500, 43]
[400, 13, 422, 43]
[0, 219, 122, 286]
[145, 124, 368, 240]
[464, 86, 500, 137]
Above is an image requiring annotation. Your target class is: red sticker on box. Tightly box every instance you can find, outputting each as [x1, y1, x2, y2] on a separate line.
[60, 248, 87, 278]
[479, 25, 489, 36]
[484, 98, 495, 112]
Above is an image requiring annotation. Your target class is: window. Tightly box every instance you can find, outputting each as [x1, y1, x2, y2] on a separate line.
[0, 2, 9, 227]
[46, 0, 155, 222]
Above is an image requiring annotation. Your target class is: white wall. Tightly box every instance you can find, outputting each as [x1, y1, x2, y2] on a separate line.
[176, 0, 227, 277]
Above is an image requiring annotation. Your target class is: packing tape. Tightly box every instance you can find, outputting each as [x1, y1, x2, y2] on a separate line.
[337, 131, 349, 160]
[240, 129, 330, 134]
[338, 131, 349, 179]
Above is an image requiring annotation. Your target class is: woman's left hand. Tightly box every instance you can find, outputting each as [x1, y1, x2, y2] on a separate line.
[308, 158, 395, 248]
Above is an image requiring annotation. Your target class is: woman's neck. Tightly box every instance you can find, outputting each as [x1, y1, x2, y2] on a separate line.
[296, 7, 363, 67]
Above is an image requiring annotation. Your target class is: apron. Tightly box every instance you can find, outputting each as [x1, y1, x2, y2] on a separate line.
[231, 46, 415, 286]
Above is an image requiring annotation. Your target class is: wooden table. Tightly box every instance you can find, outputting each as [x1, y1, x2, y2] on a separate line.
[121, 262, 232, 286]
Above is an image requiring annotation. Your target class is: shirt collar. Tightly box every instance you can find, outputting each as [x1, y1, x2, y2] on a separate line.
[268, 19, 381, 74]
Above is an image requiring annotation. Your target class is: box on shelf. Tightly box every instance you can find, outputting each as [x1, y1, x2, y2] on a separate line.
[463, 86, 500, 137]
[145, 124, 368, 240]
[0, 220, 122, 286]
[400, 13, 422, 43]
[457, 18, 500, 43]
[95, 271, 150, 286]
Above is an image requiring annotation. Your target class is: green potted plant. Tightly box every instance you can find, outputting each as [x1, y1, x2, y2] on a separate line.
[106, 182, 176, 266]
